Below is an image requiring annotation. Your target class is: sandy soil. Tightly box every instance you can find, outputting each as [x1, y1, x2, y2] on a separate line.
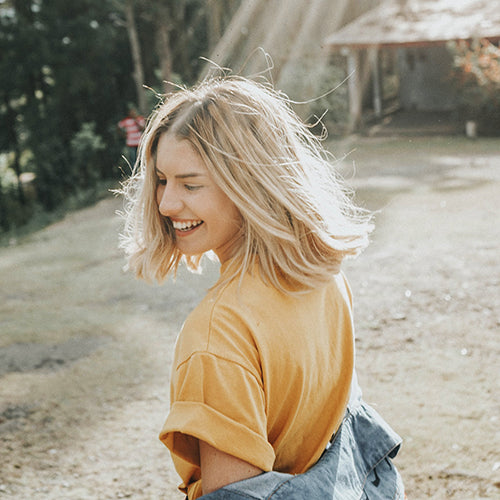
[0, 136, 499, 499]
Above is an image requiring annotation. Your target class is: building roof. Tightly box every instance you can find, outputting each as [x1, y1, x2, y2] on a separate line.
[325, 0, 500, 49]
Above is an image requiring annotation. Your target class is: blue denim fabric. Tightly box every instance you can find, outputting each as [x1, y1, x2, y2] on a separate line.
[199, 399, 404, 499]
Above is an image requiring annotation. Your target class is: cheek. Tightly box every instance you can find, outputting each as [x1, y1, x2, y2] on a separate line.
[230, 204, 242, 226]
[215, 192, 239, 222]
[155, 185, 163, 206]
[224, 202, 243, 233]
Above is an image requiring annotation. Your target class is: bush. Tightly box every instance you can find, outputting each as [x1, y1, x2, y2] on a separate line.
[1, 121, 117, 236]
[279, 57, 349, 137]
[70, 122, 106, 189]
[449, 39, 500, 136]
[31, 135, 72, 211]
[0, 175, 33, 232]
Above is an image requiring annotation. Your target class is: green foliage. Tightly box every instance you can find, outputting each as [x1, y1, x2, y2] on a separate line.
[448, 39, 500, 135]
[0, 0, 238, 233]
[308, 61, 350, 135]
[30, 134, 71, 211]
[0, 182, 33, 231]
[70, 122, 106, 189]
[0, 156, 33, 231]
[283, 57, 350, 136]
[0, 0, 134, 227]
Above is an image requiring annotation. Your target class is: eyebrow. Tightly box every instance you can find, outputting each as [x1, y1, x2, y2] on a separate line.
[155, 168, 206, 179]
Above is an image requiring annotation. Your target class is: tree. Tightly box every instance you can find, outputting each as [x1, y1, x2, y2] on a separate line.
[124, 0, 147, 113]
[0, 0, 135, 213]
[0, 0, 240, 230]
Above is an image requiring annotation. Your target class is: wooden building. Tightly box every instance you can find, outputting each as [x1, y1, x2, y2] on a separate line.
[325, 0, 500, 131]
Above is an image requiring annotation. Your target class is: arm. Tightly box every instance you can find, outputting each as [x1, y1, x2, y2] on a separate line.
[135, 117, 145, 131]
[199, 440, 263, 495]
[116, 123, 126, 137]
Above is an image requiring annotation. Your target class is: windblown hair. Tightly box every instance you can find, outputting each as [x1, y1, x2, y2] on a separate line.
[119, 76, 373, 292]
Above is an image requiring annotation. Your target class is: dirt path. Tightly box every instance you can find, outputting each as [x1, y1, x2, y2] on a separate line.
[0, 137, 499, 499]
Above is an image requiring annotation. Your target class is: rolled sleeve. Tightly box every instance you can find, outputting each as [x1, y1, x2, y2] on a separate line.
[159, 352, 275, 473]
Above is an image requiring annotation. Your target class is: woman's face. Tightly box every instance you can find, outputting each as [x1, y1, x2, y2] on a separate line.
[155, 134, 242, 263]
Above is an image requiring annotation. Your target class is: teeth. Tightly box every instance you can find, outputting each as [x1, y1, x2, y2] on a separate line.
[172, 220, 202, 231]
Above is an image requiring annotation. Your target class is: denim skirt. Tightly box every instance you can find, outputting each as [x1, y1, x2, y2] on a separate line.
[200, 399, 404, 499]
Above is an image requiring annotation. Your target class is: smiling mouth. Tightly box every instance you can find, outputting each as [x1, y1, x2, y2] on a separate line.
[171, 220, 204, 232]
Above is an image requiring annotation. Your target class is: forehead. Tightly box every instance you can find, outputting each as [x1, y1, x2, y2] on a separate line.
[154, 134, 208, 176]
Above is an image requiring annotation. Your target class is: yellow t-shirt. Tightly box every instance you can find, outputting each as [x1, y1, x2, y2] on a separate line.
[159, 262, 355, 499]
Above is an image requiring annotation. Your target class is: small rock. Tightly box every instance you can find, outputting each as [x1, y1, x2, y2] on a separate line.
[392, 312, 406, 321]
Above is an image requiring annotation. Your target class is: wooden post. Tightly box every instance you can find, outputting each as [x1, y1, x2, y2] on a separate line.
[345, 48, 362, 132]
[369, 47, 382, 118]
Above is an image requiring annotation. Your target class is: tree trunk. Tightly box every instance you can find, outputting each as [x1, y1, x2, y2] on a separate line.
[156, 21, 173, 95]
[3, 93, 25, 205]
[125, 0, 147, 114]
[201, 0, 265, 78]
[207, 0, 223, 52]
[347, 49, 363, 132]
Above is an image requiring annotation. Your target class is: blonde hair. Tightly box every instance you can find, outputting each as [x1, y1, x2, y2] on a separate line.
[119, 76, 373, 292]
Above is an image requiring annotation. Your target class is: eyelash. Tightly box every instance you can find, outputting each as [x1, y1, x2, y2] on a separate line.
[156, 179, 200, 191]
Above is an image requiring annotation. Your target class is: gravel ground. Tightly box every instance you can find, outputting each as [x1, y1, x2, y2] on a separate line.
[0, 136, 499, 499]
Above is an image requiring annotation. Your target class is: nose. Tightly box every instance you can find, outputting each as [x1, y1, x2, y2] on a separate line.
[157, 185, 183, 217]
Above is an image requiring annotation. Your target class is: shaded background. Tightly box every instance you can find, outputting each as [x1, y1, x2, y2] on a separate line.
[1, 0, 499, 235]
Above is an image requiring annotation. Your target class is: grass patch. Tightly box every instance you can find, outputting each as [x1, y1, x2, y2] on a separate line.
[0, 180, 119, 247]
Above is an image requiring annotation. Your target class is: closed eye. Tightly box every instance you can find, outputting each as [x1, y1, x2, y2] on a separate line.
[185, 184, 202, 191]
